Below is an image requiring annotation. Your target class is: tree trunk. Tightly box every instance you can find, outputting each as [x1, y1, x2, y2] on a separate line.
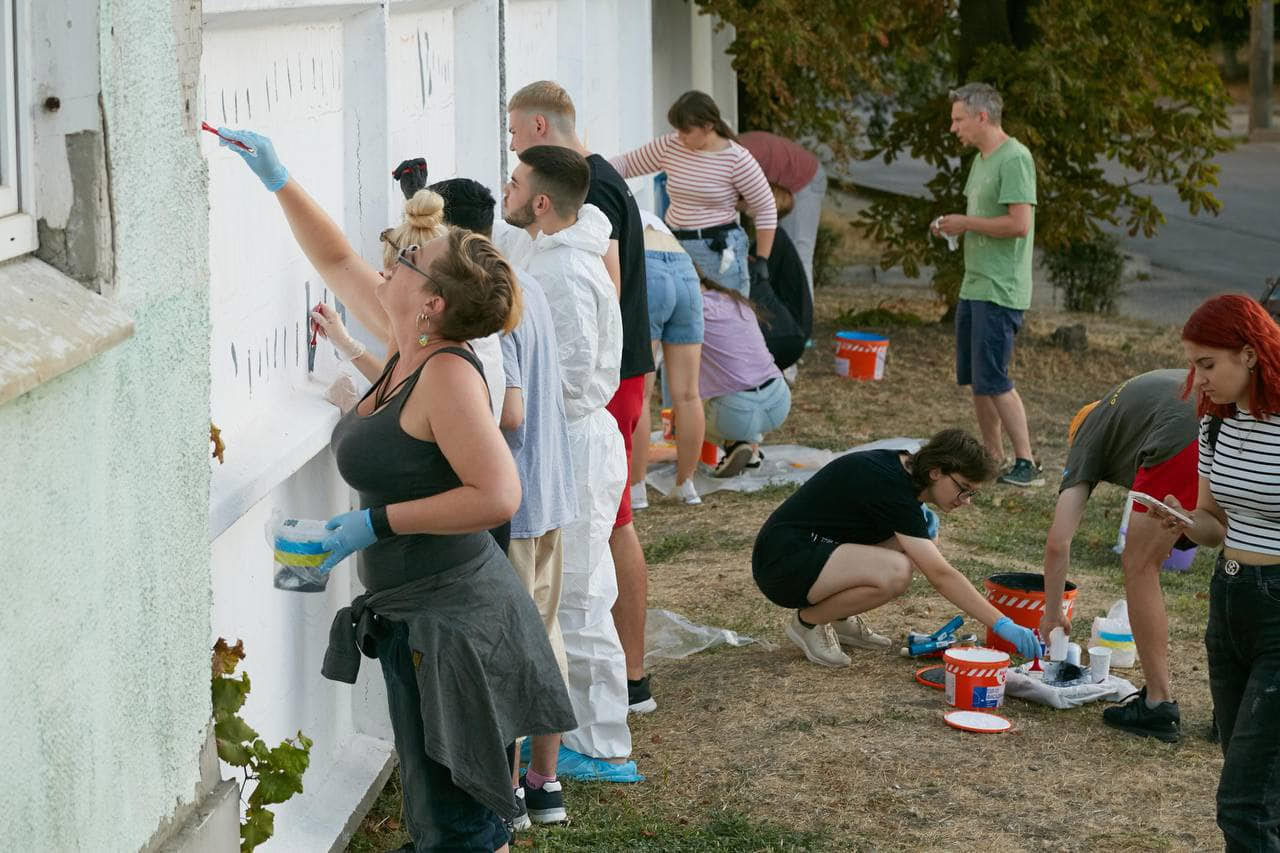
[1249, 0, 1274, 132]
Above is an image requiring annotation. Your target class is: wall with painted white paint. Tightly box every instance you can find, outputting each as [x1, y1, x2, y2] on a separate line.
[0, 1, 211, 850]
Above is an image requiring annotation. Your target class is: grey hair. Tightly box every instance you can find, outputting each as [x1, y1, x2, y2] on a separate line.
[949, 83, 1003, 125]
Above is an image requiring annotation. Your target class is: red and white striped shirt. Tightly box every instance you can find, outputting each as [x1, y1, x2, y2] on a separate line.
[610, 133, 777, 231]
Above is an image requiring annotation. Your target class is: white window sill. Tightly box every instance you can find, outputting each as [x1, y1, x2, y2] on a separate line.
[0, 253, 133, 406]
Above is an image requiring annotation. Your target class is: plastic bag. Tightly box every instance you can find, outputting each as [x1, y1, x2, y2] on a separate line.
[643, 608, 772, 665]
[266, 511, 332, 592]
[1091, 599, 1138, 668]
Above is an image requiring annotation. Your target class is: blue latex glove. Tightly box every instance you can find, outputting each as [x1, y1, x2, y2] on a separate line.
[994, 616, 1042, 660]
[319, 509, 377, 572]
[921, 505, 940, 539]
[217, 127, 289, 192]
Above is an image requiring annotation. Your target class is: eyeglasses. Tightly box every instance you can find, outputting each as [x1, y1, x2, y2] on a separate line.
[947, 473, 979, 500]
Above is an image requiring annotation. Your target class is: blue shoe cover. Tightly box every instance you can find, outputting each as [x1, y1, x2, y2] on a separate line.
[518, 741, 644, 783]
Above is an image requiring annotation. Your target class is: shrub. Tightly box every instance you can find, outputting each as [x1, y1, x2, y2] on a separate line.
[812, 222, 844, 289]
[1044, 235, 1125, 314]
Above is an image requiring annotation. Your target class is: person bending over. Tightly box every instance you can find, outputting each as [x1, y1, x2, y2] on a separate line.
[219, 128, 575, 852]
[1040, 369, 1199, 743]
[752, 429, 1041, 667]
[699, 276, 791, 478]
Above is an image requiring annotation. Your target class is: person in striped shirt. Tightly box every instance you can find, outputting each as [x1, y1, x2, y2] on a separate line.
[610, 90, 776, 298]
[1160, 294, 1280, 851]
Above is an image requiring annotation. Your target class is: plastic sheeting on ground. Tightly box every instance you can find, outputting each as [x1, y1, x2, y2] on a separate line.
[557, 409, 632, 761]
[1005, 664, 1137, 709]
[643, 608, 775, 666]
[644, 436, 925, 498]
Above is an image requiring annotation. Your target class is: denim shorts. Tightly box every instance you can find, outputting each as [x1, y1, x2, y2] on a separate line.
[955, 298, 1023, 395]
[705, 375, 791, 444]
[645, 249, 705, 344]
[679, 225, 750, 297]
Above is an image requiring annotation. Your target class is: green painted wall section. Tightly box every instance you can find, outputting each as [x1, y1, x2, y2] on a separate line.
[0, 2, 211, 849]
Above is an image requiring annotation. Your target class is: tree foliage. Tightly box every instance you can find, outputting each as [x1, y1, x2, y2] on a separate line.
[212, 638, 313, 852]
[700, 0, 1235, 303]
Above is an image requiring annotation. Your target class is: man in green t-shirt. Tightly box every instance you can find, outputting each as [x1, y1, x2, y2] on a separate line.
[933, 83, 1042, 487]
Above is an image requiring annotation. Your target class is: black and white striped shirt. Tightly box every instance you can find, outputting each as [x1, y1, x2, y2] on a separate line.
[1199, 411, 1280, 555]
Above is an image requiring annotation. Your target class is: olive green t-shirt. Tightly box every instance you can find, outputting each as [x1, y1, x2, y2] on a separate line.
[959, 137, 1036, 310]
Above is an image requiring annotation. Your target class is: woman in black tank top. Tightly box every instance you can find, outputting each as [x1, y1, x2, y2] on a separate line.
[226, 131, 575, 851]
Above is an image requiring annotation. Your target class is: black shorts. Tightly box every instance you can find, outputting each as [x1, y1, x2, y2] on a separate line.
[752, 526, 840, 609]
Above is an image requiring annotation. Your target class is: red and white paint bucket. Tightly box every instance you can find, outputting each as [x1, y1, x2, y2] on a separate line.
[983, 572, 1078, 657]
[944, 647, 1010, 710]
[833, 331, 889, 380]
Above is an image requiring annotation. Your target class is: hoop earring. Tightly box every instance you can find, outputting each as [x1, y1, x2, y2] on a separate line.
[416, 312, 430, 348]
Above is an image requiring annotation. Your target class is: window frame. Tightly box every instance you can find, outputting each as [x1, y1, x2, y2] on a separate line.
[0, 0, 37, 262]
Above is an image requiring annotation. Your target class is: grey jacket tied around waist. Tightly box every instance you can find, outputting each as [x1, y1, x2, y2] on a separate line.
[322, 540, 577, 819]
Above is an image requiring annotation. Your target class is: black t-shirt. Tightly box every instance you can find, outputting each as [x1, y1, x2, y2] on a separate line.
[749, 227, 813, 371]
[586, 154, 653, 378]
[761, 449, 930, 544]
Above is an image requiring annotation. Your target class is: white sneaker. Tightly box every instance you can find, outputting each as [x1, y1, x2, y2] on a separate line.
[785, 613, 850, 668]
[832, 614, 893, 650]
[630, 481, 648, 511]
[677, 478, 701, 505]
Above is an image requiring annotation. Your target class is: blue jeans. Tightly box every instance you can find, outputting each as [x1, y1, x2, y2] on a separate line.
[378, 619, 512, 852]
[679, 225, 750, 297]
[645, 250, 704, 344]
[1205, 554, 1280, 851]
[705, 376, 791, 444]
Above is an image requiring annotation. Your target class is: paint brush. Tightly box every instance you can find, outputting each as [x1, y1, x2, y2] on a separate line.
[200, 121, 256, 155]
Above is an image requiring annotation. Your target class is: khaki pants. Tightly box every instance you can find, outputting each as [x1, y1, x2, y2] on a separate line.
[507, 529, 569, 685]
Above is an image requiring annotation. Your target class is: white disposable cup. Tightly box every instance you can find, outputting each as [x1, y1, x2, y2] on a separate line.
[1048, 627, 1068, 661]
[1089, 647, 1112, 683]
[1066, 642, 1082, 666]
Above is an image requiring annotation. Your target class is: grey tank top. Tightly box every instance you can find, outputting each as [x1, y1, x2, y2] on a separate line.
[330, 346, 494, 592]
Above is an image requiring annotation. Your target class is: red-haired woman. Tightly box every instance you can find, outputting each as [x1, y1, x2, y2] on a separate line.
[1159, 294, 1280, 851]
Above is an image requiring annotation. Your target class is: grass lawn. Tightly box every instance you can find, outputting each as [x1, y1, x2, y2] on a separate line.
[348, 273, 1222, 852]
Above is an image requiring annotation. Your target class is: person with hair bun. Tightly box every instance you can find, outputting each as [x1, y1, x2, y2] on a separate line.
[1156, 294, 1280, 851]
[609, 90, 777, 298]
[220, 128, 574, 853]
[751, 429, 1040, 668]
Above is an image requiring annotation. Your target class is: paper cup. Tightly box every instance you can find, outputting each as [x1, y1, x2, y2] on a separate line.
[1066, 642, 1082, 666]
[1048, 627, 1068, 661]
[1089, 646, 1112, 683]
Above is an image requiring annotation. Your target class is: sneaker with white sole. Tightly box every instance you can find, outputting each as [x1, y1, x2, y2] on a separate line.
[677, 478, 701, 505]
[630, 481, 648, 511]
[832, 614, 893, 650]
[508, 785, 532, 832]
[712, 442, 754, 478]
[627, 675, 657, 713]
[520, 772, 569, 824]
[998, 458, 1045, 488]
[785, 613, 851, 667]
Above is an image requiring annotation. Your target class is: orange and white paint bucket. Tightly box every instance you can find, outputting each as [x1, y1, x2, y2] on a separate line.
[944, 647, 1010, 710]
[833, 331, 889, 380]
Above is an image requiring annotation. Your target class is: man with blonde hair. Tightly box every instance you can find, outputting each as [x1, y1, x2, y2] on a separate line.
[508, 81, 660, 722]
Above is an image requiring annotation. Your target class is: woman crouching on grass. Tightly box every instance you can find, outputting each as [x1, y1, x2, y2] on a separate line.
[752, 429, 1042, 667]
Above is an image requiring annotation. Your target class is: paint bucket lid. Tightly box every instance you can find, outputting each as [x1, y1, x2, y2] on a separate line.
[943, 646, 1010, 666]
[835, 330, 888, 343]
[915, 666, 945, 689]
[944, 710, 1012, 733]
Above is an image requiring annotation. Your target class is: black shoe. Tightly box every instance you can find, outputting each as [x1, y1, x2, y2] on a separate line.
[997, 458, 1046, 487]
[520, 771, 568, 824]
[712, 442, 753, 478]
[505, 785, 531, 833]
[1102, 687, 1180, 743]
[627, 675, 657, 713]
[744, 449, 765, 470]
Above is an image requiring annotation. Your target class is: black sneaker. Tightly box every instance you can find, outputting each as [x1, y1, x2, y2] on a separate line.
[520, 771, 568, 824]
[712, 442, 753, 478]
[744, 449, 765, 470]
[627, 675, 658, 713]
[1102, 687, 1180, 743]
[997, 458, 1046, 488]
[506, 785, 531, 832]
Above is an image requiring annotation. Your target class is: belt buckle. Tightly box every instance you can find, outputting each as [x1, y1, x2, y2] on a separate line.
[1224, 559, 1241, 576]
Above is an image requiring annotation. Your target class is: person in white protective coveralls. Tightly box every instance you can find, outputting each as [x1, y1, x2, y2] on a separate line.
[497, 145, 639, 781]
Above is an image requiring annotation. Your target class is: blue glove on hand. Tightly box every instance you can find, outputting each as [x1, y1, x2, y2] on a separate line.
[319, 509, 377, 572]
[217, 127, 289, 192]
[994, 616, 1042, 660]
[922, 505, 940, 540]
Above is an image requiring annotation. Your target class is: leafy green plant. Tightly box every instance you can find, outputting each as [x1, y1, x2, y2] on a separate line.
[812, 222, 845, 289]
[1044, 235, 1125, 313]
[212, 639, 313, 852]
[700, 0, 1236, 305]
